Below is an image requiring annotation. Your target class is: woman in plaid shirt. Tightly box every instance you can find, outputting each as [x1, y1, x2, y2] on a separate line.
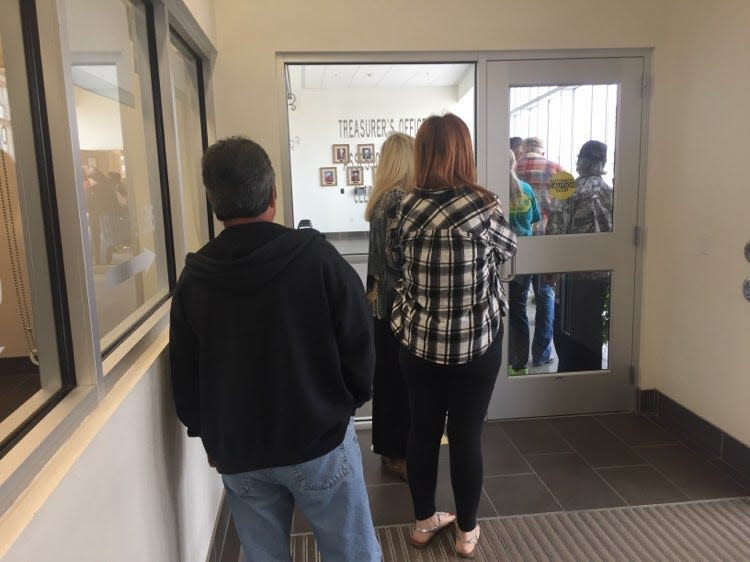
[390, 114, 517, 557]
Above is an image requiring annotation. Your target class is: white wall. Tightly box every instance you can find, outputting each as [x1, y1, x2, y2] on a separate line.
[1, 2, 223, 560]
[289, 84, 472, 232]
[73, 88, 123, 150]
[212, 0, 750, 445]
[636, 1, 750, 446]
[181, 0, 217, 45]
[2, 348, 223, 562]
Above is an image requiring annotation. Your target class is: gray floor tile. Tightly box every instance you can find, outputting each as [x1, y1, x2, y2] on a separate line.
[655, 396, 723, 457]
[367, 483, 415, 526]
[436, 444, 452, 481]
[597, 465, 688, 505]
[723, 434, 750, 477]
[526, 452, 626, 510]
[0, 377, 41, 420]
[500, 419, 572, 454]
[221, 518, 242, 562]
[433, 477, 497, 519]
[483, 474, 562, 516]
[634, 444, 748, 500]
[292, 508, 313, 534]
[0, 373, 35, 386]
[435, 427, 531, 480]
[295, 479, 415, 532]
[548, 416, 645, 468]
[713, 458, 750, 491]
[481, 423, 534, 476]
[595, 413, 679, 446]
[431, 445, 496, 519]
[357, 429, 404, 485]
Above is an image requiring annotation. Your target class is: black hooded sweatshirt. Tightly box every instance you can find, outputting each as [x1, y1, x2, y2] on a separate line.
[169, 222, 374, 474]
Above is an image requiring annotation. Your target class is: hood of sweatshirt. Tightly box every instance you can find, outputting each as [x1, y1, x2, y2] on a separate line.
[183, 227, 320, 295]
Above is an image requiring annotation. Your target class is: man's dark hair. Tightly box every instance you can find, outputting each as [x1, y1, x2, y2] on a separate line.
[201, 136, 275, 220]
[509, 137, 523, 151]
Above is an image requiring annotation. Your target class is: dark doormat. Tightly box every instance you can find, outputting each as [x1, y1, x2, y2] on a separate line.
[291, 497, 750, 561]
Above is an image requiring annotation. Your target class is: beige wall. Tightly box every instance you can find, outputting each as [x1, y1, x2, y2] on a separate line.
[211, 0, 750, 445]
[182, 0, 217, 44]
[1, 2, 222, 560]
[2, 349, 223, 562]
[637, 2, 750, 445]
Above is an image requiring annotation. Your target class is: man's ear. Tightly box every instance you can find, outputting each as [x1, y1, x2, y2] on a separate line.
[269, 184, 277, 208]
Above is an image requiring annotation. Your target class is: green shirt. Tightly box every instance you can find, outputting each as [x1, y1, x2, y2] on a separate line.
[509, 180, 541, 237]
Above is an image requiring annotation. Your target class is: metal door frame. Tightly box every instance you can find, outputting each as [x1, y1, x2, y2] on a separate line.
[486, 56, 647, 419]
[274, 49, 651, 423]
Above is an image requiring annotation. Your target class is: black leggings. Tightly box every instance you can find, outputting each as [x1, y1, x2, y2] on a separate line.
[372, 318, 410, 458]
[400, 330, 502, 531]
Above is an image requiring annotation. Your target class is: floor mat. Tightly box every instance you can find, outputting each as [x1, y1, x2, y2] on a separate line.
[290, 497, 750, 561]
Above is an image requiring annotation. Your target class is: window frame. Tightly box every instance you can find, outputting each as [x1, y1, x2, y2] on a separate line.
[0, 0, 76, 458]
[64, 0, 179, 356]
[168, 26, 215, 243]
[0, 0, 218, 515]
[276, 54, 481, 230]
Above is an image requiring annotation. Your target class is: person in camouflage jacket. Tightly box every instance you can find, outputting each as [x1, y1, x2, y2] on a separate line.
[549, 141, 613, 373]
[546, 140, 613, 235]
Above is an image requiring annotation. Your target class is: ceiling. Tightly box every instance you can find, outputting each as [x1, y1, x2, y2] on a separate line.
[292, 63, 473, 89]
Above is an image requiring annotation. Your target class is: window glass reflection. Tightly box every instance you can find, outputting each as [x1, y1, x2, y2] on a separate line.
[286, 63, 476, 239]
[509, 85, 617, 237]
[0, 26, 60, 430]
[65, 0, 170, 350]
[508, 270, 611, 376]
[169, 34, 209, 252]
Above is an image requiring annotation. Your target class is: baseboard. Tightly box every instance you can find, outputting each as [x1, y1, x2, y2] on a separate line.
[635, 388, 657, 413]
[206, 492, 232, 562]
[638, 388, 750, 487]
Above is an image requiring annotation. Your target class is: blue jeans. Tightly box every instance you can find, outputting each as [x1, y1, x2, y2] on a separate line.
[531, 275, 555, 364]
[508, 275, 532, 369]
[222, 422, 380, 562]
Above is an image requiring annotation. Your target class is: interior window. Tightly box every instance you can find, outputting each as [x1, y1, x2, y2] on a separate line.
[285, 63, 476, 241]
[64, 0, 172, 351]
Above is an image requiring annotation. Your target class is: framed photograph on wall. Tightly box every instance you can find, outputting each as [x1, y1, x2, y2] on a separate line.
[319, 167, 337, 186]
[347, 166, 364, 186]
[332, 144, 349, 164]
[357, 143, 375, 163]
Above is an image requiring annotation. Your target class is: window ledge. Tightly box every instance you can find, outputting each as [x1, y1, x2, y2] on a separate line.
[0, 323, 170, 556]
[102, 299, 171, 376]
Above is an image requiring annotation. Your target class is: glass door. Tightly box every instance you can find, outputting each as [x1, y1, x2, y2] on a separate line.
[283, 61, 477, 420]
[485, 57, 645, 419]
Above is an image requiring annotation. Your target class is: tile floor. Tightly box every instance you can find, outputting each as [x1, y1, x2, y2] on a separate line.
[0, 368, 41, 421]
[223, 413, 749, 560]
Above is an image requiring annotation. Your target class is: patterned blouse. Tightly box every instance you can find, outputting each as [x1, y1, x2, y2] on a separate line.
[389, 186, 517, 365]
[366, 189, 404, 322]
[546, 174, 613, 235]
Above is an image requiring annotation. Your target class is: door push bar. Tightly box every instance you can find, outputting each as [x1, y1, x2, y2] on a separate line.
[500, 254, 516, 282]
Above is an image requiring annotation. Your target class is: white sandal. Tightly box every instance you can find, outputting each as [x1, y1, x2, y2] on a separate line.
[455, 524, 481, 559]
[410, 511, 456, 548]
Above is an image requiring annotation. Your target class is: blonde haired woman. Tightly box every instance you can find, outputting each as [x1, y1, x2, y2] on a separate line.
[365, 132, 415, 480]
[507, 149, 541, 376]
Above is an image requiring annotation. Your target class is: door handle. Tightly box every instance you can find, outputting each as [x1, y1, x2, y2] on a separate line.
[500, 254, 516, 282]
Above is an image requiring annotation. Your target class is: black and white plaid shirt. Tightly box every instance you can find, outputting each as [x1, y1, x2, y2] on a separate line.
[389, 186, 517, 365]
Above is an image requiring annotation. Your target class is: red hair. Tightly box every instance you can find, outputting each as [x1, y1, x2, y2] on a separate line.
[413, 114, 494, 202]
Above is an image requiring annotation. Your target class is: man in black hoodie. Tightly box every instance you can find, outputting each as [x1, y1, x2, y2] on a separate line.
[170, 137, 380, 561]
